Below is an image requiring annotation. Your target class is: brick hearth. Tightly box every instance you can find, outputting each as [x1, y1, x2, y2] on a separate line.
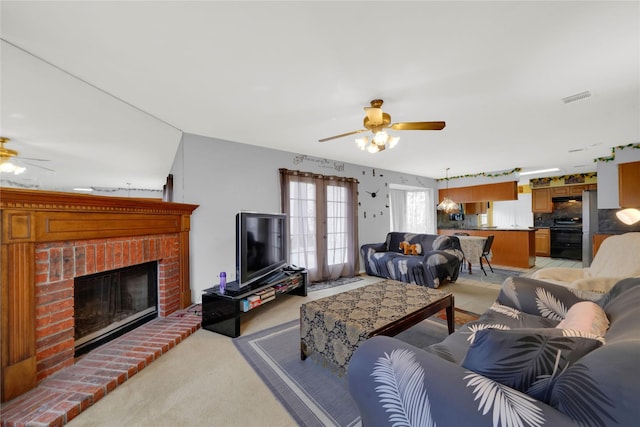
[0, 306, 202, 426]
[34, 234, 182, 383]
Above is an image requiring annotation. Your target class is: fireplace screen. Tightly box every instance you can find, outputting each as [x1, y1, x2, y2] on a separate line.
[74, 261, 158, 354]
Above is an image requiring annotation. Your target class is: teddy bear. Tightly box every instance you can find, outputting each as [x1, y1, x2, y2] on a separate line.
[399, 241, 422, 255]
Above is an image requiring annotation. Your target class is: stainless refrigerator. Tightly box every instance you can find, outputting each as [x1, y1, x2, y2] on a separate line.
[582, 190, 598, 267]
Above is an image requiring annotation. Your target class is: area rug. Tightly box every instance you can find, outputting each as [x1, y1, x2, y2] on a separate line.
[233, 308, 479, 427]
[308, 276, 363, 292]
[460, 266, 522, 285]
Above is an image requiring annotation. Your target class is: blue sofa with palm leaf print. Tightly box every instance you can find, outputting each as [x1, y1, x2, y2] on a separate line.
[347, 276, 640, 427]
[361, 232, 463, 288]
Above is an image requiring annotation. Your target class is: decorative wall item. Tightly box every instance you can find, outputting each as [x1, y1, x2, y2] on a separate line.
[292, 154, 345, 171]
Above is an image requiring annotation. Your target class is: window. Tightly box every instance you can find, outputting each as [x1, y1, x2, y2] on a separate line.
[280, 169, 358, 282]
[389, 186, 436, 234]
[326, 185, 348, 266]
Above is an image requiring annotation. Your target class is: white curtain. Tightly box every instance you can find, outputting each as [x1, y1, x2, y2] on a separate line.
[280, 169, 358, 282]
[389, 189, 407, 231]
[286, 175, 318, 277]
[389, 188, 436, 234]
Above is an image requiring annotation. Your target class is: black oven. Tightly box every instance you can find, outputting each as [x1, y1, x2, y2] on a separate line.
[550, 218, 583, 260]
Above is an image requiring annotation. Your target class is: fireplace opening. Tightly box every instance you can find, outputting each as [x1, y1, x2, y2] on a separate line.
[74, 261, 158, 356]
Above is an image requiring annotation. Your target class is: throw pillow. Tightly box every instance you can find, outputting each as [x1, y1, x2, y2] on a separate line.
[461, 327, 602, 403]
[556, 301, 609, 337]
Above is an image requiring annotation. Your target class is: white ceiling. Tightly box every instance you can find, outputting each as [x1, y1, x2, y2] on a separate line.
[1, 1, 639, 191]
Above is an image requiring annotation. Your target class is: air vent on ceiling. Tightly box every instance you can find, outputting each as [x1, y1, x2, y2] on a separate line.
[562, 91, 592, 104]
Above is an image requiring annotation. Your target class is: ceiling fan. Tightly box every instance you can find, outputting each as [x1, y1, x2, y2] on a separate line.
[318, 99, 445, 153]
[0, 137, 53, 174]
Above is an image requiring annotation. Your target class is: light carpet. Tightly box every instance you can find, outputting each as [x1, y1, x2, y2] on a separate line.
[233, 309, 479, 427]
[457, 266, 522, 285]
[308, 276, 363, 292]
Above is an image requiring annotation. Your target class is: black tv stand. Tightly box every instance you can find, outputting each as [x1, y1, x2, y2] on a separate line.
[201, 267, 307, 337]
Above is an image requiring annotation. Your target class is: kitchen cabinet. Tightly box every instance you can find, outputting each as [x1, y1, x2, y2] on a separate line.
[550, 184, 586, 197]
[569, 185, 587, 196]
[619, 161, 640, 208]
[535, 228, 550, 256]
[550, 186, 570, 197]
[439, 181, 517, 204]
[465, 202, 488, 214]
[532, 188, 552, 213]
[439, 228, 536, 268]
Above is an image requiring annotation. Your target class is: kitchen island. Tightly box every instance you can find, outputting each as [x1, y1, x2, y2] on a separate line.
[439, 228, 536, 269]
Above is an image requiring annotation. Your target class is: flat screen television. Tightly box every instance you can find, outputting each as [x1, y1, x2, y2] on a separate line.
[236, 211, 288, 288]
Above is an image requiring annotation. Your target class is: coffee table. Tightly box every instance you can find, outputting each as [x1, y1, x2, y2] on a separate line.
[300, 279, 454, 371]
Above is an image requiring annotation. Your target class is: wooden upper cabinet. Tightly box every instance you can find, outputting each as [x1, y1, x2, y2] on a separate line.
[439, 181, 517, 203]
[550, 184, 586, 197]
[569, 185, 586, 196]
[532, 188, 552, 213]
[550, 186, 570, 197]
[465, 202, 488, 214]
[619, 161, 640, 208]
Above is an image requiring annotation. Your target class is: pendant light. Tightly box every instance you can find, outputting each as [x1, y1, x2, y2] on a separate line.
[437, 168, 459, 213]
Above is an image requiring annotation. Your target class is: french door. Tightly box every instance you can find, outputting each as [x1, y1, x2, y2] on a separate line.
[279, 169, 358, 282]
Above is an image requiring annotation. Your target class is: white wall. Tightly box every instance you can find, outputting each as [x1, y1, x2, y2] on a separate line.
[596, 147, 640, 209]
[171, 133, 438, 302]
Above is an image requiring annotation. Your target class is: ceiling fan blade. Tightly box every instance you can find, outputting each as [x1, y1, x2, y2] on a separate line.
[390, 121, 446, 131]
[23, 161, 55, 172]
[319, 129, 367, 142]
[18, 156, 50, 162]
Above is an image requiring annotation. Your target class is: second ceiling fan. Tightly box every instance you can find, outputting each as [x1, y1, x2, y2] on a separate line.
[319, 99, 445, 153]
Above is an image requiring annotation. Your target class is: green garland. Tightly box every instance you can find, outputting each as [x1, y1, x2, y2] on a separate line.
[436, 167, 521, 181]
[594, 143, 640, 162]
[530, 172, 597, 187]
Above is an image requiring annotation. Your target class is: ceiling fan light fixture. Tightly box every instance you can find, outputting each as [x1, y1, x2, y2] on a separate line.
[355, 137, 368, 150]
[320, 99, 444, 151]
[356, 130, 399, 153]
[0, 160, 26, 175]
[373, 131, 388, 145]
[366, 141, 381, 153]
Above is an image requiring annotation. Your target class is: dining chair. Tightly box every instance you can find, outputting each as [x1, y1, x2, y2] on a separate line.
[479, 234, 495, 275]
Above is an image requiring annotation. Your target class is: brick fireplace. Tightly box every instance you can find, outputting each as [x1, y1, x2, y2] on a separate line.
[0, 188, 198, 402]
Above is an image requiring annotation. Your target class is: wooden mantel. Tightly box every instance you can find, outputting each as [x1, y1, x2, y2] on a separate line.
[0, 188, 198, 402]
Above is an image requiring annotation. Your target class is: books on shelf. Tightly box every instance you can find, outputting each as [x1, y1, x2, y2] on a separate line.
[238, 272, 304, 312]
[241, 287, 278, 312]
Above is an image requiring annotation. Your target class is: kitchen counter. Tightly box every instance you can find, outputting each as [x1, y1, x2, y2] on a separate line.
[439, 228, 536, 269]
